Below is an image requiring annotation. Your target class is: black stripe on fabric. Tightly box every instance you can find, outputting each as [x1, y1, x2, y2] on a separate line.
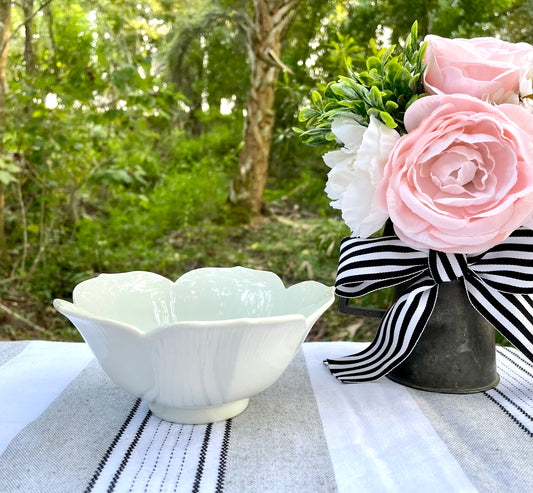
[192, 423, 213, 493]
[472, 298, 533, 358]
[329, 285, 438, 382]
[429, 252, 468, 284]
[498, 345, 533, 370]
[469, 230, 533, 263]
[372, 287, 439, 379]
[339, 235, 397, 249]
[438, 251, 454, 283]
[336, 263, 424, 282]
[339, 240, 426, 260]
[339, 242, 426, 258]
[456, 254, 469, 276]
[497, 293, 533, 346]
[173, 427, 195, 492]
[356, 286, 436, 381]
[215, 420, 232, 493]
[160, 424, 185, 491]
[325, 301, 396, 368]
[483, 389, 533, 437]
[339, 244, 427, 263]
[428, 251, 442, 283]
[497, 348, 533, 380]
[84, 399, 142, 493]
[478, 270, 533, 294]
[335, 273, 416, 295]
[132, 419, 171, 490]
[331, 280, 430, 370]
[439, 252, 457, 282]
[475, 258, 533, 268]
[483, 235, 533, 254]
[107, 409, 153, 493]
[336, 271, 430, 301]
[327, 296, 402, 369]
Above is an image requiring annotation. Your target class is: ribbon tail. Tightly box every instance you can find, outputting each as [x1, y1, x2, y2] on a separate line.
[466, 277, 533, 362]
[325, 280, 438, 383]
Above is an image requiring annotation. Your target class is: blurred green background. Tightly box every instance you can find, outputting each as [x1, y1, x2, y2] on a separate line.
[0, 0, 529, 341]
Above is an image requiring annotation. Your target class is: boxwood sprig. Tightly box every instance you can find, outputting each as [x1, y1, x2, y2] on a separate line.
[295, 22, 427, 146]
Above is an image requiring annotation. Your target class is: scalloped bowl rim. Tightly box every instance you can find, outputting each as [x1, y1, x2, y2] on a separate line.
[53, 297, 314, 338]
[53, 267, 335, 336]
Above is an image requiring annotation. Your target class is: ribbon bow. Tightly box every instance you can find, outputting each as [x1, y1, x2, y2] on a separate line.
[326, 229, 533, 383]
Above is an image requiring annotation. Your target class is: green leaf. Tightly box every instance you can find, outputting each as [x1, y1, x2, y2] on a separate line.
[357, 72, 378, 86]
[331, 82, 359, 100]
[385, 100, 399, 112]
[379, 111, 397, 128]
[409, 74, 423, 92]
[366, 56, 382, 71]
[311, 90, 323, 107]
[369, 86, 384, 107]
[394, 67, 412, 94]
[384, 60, 402, 79]
[298, 108, 320, 122]
[380, 46, 396, 66]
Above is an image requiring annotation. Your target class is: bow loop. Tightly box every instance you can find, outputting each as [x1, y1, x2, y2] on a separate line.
[469, 229, 533, 294]
[335, 236, 428, 298]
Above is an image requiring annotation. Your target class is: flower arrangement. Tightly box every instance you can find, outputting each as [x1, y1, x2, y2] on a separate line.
[296, 23, 533, 254]
[296, 23, 533, 384]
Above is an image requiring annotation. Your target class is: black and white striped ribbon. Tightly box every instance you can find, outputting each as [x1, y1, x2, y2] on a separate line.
[327, 229, 533, 383]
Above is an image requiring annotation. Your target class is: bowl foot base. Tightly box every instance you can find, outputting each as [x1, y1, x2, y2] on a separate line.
[149, 398, 250, 424]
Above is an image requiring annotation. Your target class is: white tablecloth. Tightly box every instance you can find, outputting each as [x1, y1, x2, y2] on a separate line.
[0, 340, 531, 492]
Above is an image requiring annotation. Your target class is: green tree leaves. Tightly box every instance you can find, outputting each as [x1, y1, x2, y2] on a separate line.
[0, 156, 20, 187]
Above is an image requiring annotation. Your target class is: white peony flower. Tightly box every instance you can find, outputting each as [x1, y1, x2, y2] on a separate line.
[323, 116, 400, 237]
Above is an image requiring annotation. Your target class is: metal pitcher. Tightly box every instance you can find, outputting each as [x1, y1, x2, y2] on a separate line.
[338, 280, 500, 393]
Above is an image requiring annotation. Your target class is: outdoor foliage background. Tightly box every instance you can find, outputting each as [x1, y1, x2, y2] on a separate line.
[1, 0, 532, 342]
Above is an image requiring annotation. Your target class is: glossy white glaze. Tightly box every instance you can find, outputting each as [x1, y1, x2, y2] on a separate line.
[53, 267, 334, 424]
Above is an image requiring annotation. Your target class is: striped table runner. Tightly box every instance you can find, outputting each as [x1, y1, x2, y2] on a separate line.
[85, 400, 232, 492]
[0, 340, 531, 492]
[486, 347, 533, 435]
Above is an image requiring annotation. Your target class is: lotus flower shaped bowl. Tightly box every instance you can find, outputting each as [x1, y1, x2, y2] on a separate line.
[53, 267, 334, 424]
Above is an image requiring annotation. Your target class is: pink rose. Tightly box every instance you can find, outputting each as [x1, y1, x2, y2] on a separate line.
[423, 35, 533, 104]
[377, 94, 533, 254]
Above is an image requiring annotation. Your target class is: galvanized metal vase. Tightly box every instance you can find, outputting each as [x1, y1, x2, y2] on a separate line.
[339, 280, 500, 393]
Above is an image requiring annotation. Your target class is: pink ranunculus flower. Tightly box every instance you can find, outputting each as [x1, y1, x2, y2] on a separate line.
[376, 94, 533, 254]
[323, 116, 400, 237]
[423, 35, 533, 104]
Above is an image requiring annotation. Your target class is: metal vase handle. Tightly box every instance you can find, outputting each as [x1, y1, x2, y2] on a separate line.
[338, 297, 386, 319]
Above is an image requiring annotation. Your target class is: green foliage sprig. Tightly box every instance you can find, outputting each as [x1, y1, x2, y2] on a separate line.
[295, 22, 427, 146]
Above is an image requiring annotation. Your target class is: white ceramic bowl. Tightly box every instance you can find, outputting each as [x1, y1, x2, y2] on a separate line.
[53, 267, 334, 424]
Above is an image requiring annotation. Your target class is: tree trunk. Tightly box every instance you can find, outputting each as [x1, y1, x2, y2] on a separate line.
[0, 0, 11, 264]
[229, 0, 300, 221]
[22, 0, 35, 76]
